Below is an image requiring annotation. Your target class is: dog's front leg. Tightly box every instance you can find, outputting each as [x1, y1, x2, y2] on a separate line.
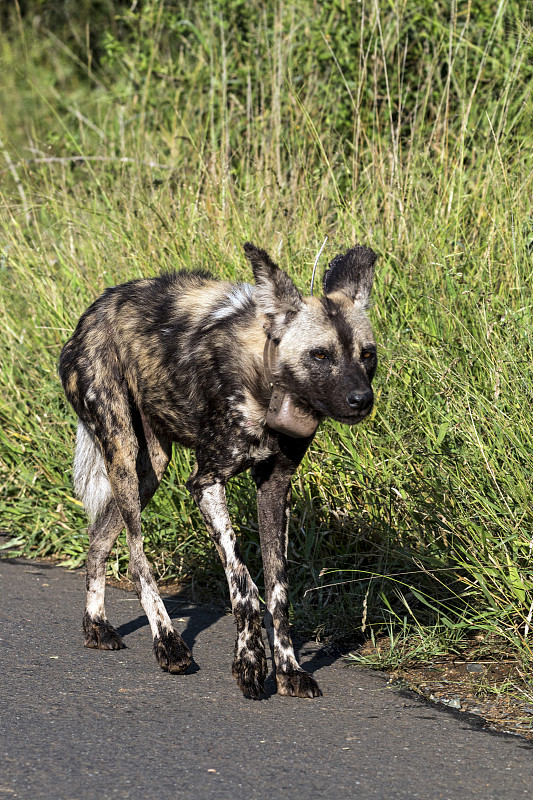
[188, 474, 267, 699]
[254, 454, 322, 698]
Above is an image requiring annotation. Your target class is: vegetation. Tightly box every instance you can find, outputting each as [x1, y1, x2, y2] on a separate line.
[1, 0, 532, 666]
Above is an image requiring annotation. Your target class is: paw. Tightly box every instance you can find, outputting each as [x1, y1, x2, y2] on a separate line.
[154, 629, 192, 674]
[276, 669, 322, 698]
[83, 615, 125, 651]
[232, 645, 268, 699]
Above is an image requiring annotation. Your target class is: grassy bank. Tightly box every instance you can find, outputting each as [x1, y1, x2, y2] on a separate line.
[1, 0, 532, 664]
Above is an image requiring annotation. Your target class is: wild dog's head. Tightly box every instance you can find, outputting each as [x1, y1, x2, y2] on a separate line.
[244, 242, 377, 427]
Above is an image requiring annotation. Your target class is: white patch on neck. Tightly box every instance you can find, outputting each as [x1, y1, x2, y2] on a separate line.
[206, 283, 254, 325]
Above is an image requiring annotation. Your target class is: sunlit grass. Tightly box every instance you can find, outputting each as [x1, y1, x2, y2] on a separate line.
[0, 0, 532, 665]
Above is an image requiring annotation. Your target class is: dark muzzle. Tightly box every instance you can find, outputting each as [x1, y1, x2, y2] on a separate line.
[346, 388, 373, 414]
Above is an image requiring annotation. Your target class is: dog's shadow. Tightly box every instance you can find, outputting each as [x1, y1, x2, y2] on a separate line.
[116, 594, 344, 695]
[116, 593, 226, 675]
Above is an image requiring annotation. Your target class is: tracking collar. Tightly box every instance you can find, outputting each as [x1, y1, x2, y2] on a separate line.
[263, 336, 320, 439]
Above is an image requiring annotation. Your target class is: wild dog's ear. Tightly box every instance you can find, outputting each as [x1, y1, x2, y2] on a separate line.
[323, 245, 377, 308]
[244, 242, 303, 321]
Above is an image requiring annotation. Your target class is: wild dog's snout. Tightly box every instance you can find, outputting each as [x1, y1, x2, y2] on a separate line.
[346, 388, 373, 414]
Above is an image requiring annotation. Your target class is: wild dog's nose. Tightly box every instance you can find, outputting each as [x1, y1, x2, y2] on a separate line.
[346, 389, 373, 412]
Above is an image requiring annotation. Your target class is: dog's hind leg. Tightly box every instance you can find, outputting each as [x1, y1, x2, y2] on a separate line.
[84, 502, 127, 649]
[80, 407, 191, 673]
[81, 416, 173, 652]
[187, 472, 267, 699]
[129, 414, 191, 673]
[74, 420, 125, 649]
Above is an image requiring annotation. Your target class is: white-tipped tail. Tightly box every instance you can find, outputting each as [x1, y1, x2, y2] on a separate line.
[73, 420, 112, 521]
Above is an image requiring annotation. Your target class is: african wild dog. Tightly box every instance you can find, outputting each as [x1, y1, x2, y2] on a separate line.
[59, 242, 377, 699]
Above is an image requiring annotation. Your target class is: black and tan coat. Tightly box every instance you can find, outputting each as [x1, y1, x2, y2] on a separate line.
[59, 243, 377, 698]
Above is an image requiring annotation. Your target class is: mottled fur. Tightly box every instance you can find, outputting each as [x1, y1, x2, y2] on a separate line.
[59, 243, 378, 698]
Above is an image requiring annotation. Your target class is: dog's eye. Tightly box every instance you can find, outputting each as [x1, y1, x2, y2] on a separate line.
[312, 351, 328, 361]
[362, 350, 375, 360]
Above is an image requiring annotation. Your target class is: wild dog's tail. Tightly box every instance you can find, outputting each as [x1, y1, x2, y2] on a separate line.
[73, 420, 112, 521]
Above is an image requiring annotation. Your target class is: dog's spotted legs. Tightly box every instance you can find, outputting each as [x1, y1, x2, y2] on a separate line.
[83, 415, 176, 654]
[188, 476, 267, 698]
[81, 400, 191, 674]
[84, 502, 127, 650]
[254, 446, 322, 698]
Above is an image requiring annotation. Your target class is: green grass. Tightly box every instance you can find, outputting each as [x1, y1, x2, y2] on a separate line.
[1, 0, 532, 666]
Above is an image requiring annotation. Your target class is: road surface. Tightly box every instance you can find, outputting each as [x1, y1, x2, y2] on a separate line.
[1, 557, 532, 799]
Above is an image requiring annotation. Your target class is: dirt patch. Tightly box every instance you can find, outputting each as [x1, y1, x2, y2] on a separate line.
[355, 638, 533, 741]
[394, 660, 533, 740]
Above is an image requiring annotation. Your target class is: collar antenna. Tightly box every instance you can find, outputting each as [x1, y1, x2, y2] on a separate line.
[310, 236, 328, 297]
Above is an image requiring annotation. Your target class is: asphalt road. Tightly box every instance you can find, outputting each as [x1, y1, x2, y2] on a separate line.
[1, 557, 532, 800]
